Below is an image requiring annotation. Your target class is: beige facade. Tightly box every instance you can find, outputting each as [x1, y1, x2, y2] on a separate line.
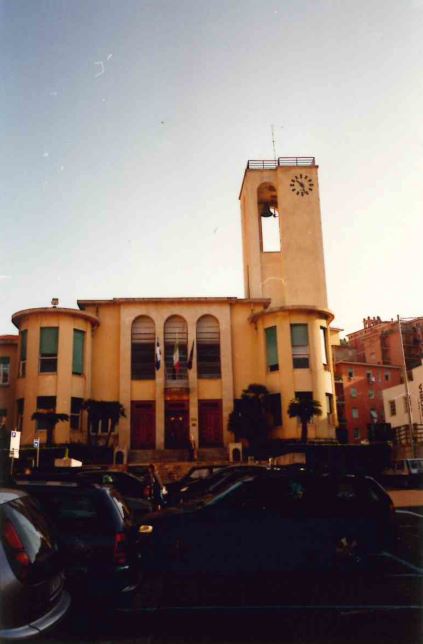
[0, 335, 18, 428]
[383, 364, 423, 429]
[4, 158, 337, 454]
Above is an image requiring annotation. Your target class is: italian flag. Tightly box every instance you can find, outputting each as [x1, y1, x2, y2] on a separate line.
[173, 341, 180, 373]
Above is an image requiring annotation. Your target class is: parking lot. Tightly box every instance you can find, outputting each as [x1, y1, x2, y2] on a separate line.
[40, 489, 423, 644]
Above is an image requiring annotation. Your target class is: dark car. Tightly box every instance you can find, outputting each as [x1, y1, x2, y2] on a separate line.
[138, 471, 395, 576]
[170, 464, 269, 505]
[0, 488, 70, 640]
[16, 468, 154, 517]
[14, 480, 142, 609]
[165, 464, 226, 504]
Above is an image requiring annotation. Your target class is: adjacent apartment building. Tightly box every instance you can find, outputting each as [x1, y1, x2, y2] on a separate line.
[333, 315, 422, 445]
[1, 158, 337, 457]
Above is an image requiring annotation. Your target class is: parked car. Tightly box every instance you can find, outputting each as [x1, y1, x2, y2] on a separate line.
[16, 468, 154, 516]
[13, 480, 142, 609]
[138, 471, 395, 576]
[381, 458, 423, 488]
[0, 488, 70, 640]
[170, 464, 270, 505]
[165, 464, 226, 504]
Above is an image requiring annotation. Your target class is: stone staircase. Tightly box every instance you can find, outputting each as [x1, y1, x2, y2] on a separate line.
[128, 447, 228, 464]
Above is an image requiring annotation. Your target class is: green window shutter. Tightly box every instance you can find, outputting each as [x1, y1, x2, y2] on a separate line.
[0, 357, 10, 365]
[290, 324, 309, 346]
[265, 327, 278, 370]
[20, 330, 27, 360]
[40, 328, 58, 355]
[72, 330, 85, 375]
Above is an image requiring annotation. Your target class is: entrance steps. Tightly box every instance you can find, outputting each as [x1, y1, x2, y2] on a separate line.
[128, 447, 228, 464]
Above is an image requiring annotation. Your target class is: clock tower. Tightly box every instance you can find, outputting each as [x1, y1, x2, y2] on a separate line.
[239, 158, 328, 310]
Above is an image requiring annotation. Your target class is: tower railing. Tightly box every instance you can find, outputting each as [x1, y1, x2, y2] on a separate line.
[247, 157, 315, 170]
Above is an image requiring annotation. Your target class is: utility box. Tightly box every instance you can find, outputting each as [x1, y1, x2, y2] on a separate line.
[54, 457, 82, 468]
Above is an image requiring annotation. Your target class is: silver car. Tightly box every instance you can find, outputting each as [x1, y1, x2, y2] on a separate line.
[0, 488, 70, 640]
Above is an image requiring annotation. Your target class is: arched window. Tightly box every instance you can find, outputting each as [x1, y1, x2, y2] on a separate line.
[164, 316, 188, 381]
[196, 315, 221, 379]
[131, 316, 155, 380]
[257, 182, 280, 252]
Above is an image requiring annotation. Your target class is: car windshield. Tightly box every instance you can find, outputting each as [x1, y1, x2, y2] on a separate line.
[195, 476, 256, 508]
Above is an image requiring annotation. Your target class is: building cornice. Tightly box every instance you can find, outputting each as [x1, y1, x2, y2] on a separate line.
[335, 360, 401, 369]
[12, 307, 100, 329]
[248, 304, 334, 324]
[0, 334, 18, 345]
[78, 297, 271, 309]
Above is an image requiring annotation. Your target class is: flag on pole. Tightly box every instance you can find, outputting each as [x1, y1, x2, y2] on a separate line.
[155, 339, 161, 370]
[173, 341, 180, 375]
[187, 341, 195, 370]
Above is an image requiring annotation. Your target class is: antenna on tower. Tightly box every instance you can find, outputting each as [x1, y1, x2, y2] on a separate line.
[271, 124, 277, 161]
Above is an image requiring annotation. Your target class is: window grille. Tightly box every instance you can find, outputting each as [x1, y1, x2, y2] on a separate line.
[131, 316, 155, 380]
[197, 315, 221, 378]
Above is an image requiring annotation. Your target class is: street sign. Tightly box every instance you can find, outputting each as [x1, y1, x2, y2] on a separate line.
[33, 438, 40, 448]
[9, 430, 21, 458]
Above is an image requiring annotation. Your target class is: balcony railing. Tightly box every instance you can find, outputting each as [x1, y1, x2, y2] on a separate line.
[247, 157, 316, 170]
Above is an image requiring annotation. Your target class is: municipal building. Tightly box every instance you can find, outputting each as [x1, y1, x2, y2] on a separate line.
[0, 158, 337, 458]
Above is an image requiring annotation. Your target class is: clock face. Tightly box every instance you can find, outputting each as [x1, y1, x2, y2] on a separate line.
[290, 174, 314, 197]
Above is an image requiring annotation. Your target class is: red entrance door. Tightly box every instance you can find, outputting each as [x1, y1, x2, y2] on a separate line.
[165, 400, 189, 449]
[199, 400, 223, 447]
[131, 401, 156, 449]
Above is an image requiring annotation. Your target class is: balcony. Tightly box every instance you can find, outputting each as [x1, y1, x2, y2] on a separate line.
[165, 370, 189, 392]
[247, 157, 316, 170]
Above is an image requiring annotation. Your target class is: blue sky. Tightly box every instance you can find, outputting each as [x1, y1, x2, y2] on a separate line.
[1, 0, 422, 335]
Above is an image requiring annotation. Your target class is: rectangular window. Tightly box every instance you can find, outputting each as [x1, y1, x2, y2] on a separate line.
[352, 408, 359, 419]
[265, 327, 279, 372]
[325, 393, 333, 414]
[370, 408, 378, 422]
[353, 428, 361, 440]
[0, 408, 7, 422]
[197, 343, 221, 379]
[290, 324, 309, 369]
[19, 329, 27, 377]
[389, 400, 396, 416]
[72, 330, 85, 375]
[320, 327, 328, 366]
[369, 390, 375, 399]
[384, 372, 390, 382]
[267, 393, 282, 425]
[351, 387, 357, 398]
[36, 396, 56, 430]
[39, 327, 59, 373]
[16, 399, 24, 431]
[0, 357, 10, 385]
[348, 369, 354, 380]
[89, 416, 112, 435]
[70, 397, 83, 430]
[366, 371, 375, 383]
[132, 342, 156, 380]
[295, 391, 313, 402]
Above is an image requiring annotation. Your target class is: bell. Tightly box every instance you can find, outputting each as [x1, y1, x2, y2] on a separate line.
[261, 203, 277, 218]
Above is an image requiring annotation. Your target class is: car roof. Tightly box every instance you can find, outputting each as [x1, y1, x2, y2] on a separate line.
[0, 488, 28, 504]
